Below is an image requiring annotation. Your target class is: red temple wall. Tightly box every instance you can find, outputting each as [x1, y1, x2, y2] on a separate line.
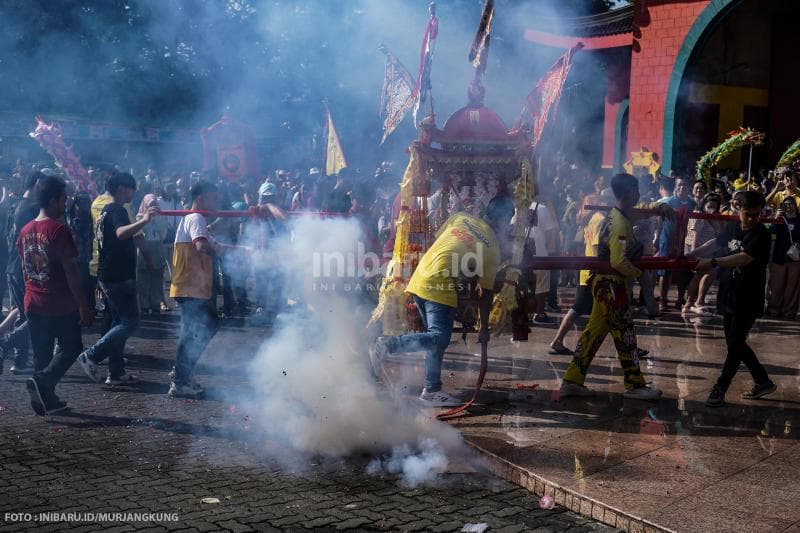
[627, 0, 711, 165]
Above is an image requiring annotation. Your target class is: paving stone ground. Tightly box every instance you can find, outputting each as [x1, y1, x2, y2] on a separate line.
[0, 313, 616, 532]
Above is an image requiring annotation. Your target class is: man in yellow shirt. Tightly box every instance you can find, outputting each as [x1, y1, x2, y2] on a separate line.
[561, 173, 671, 400]
[168, 181, 250, 398]
[732, 172, 750, 192]
[765, 170, 799, 212]
[373, 195, 513, 407]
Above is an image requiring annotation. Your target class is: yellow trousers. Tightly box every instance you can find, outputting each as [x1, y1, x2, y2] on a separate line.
[563, 277, 646, 390]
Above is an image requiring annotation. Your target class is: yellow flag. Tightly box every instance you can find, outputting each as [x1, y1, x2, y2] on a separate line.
[325, 107, 347, 176]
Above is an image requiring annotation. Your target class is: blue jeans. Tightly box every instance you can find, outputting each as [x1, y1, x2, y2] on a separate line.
[87, 279, 139, 377]
[173, 298, 219, 385]
[390, 295, 456, 392]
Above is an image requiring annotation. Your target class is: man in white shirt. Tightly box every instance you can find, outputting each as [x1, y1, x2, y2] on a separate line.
[521, 200, 558, 325]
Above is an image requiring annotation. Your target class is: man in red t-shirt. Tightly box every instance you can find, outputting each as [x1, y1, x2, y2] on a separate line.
[18, 176, 93, 415]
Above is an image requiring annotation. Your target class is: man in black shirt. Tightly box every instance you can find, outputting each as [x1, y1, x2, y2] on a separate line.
[3, 172, 44, 374]
[693, 190, 775, 407]
[77, 172, 159, 385]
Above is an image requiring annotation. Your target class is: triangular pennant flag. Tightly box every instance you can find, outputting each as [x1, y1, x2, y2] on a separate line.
[325, 106, 347, 176]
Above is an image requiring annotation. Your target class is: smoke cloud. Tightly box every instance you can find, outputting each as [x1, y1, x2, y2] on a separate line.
[233, 215, 462, 482]
[1, 0, 617, 174]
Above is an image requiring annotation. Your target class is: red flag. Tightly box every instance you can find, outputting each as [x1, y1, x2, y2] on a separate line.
[521, 43, 583, 148]
[379, 46, 416, 144]
[412, 6, 439, 127]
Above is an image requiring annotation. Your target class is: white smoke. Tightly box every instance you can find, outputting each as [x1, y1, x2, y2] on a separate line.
[238, 215, 462, 481]
[366, 437, 449, 488]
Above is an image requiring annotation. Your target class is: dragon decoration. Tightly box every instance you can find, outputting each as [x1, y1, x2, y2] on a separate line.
[695, 127, 764, 187]
[29, 116, 93, 193]
[776, 138, 800, 171]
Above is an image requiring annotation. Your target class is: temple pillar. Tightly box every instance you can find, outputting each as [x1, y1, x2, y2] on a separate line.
[602, 52, 631, 169]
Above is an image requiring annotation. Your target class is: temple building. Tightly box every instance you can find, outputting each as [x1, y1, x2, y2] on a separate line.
[525, 0, 800, 174]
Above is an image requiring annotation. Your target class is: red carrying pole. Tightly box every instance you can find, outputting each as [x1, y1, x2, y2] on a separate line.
[159, 209, 351, 219]
[529, 256, 698, 272]
[584, 205, 784, 225]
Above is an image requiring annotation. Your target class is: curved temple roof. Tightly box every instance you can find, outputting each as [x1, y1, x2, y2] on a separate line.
[524, 5, 634, 49]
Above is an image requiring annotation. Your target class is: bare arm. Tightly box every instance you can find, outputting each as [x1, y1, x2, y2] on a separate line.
[695, 252, 753, 272]
[116, 206, 159, 240]
[690, 237, 721, 258]
[714, 252, 753, 268]
[194, 238, 216, 256]
[765, 184, 782, 205]
[116, 217, 150, 240]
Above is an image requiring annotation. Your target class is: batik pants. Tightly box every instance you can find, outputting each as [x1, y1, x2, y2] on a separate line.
[563, 277, 646, 390]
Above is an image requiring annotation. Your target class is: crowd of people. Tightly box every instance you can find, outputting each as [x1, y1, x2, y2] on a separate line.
[0, 160, 402, 414]
[0, 155, 797, 413]
[538, 165, 800, 323]
[374, 165, 789, 409]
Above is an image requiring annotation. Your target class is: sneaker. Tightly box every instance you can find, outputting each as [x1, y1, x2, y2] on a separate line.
[706, 384, 726, 407]
[418, 388, 462, 407]
[532, 314, 554, 325]
[742, 381, 777, 400]
[25, 377, 46, 416]
[548, 344, 574, 355]
[634, 348, 650, 359]
[44, 397, 69, 414]
[168, 381, 205, 399]
[105, 373, 138, 386]
[623, 385, 662, 400]
[368, 337, 390, 376]
[77, 352, 102, 383]
[168, 369, 204, 389]
[559, 381, 593, 397]
[9, 363, 33, 375]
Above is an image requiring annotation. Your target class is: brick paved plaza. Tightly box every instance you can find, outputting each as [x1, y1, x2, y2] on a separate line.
[0, 313, 615, 532]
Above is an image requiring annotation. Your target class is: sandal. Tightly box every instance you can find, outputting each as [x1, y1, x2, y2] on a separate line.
[549, 345, 574, 355]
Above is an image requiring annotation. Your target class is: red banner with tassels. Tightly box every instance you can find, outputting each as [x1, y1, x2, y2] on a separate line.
[521, 42, 583, 149]
[200, 115, 260, 181]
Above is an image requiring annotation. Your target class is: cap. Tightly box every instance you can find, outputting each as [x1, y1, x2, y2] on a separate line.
[259, 182, 278, 197]
[599, 187, 615, 203]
